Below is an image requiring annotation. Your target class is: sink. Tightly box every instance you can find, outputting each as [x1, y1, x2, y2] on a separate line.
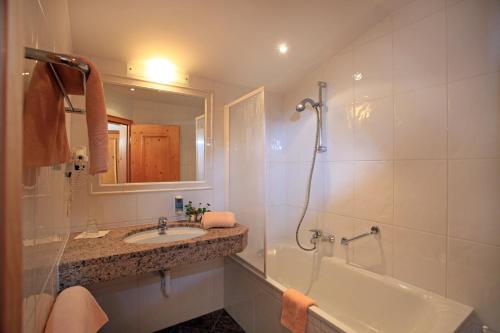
[124, 227, 207, 244]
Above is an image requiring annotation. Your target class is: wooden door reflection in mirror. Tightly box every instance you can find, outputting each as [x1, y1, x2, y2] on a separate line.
[100, 82, 205, 184]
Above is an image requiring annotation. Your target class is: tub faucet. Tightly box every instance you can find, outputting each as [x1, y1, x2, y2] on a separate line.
[158, 217, 168, 235]
[309, 229, 335, 244]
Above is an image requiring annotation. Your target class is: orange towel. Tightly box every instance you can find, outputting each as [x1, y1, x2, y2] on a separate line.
[24, 55, 108, 175]
[201, 211, 236, 229]
[281, 288, 316, 333]
[44, 286, 108, 333]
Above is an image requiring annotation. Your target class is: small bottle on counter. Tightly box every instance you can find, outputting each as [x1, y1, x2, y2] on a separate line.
[175, 195, 184, 216]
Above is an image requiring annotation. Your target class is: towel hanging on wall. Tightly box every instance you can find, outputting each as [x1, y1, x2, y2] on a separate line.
[23, 52, 108, 175]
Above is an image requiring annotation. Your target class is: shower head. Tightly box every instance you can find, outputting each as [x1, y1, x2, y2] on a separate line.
[295, 98, 319, 112]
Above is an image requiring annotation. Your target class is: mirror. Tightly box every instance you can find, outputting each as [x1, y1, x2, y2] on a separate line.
[101, 82, 206, 184]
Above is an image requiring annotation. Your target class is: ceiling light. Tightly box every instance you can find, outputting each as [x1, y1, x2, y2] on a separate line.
[278, 43, 288, 54]
[145, 58, 177, 84]
[353, 72, 363, 81]
[129, 88, 135, 91]
[127, 59, 189, 85]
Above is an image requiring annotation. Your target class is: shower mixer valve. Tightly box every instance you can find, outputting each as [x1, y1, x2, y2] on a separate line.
[309, 229, 335, 244]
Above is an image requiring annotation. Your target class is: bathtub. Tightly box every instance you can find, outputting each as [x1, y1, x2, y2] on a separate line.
[264, 245, 472, 333]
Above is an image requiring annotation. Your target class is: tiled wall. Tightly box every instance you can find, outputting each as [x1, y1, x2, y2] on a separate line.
[273, 0, 499, 331]
[21, 0, 73, 332]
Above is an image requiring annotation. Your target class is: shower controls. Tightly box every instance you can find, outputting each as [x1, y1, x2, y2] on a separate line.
[308, 229, 335, 245]
[341, 226, 379, 245]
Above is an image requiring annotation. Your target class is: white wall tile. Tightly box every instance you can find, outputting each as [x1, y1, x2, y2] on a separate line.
[353, 34, 393, 102]
[136, 190, 213, 221]
[354, 96, 394, 160]
[447, 0, 500, 81]
[325, 105, 355, 161]
[447, 239, 500, 332]
[90, 193, 137, 225]
[351, 221, 393, 275]
[266, 205, 288, 246]
[267, 163, 287, 206]
[354, 161, 394, 223]
[286, 162, 324, 210]
[323, 47, 354, 109]
[393, 227, 446, 295]
[448, 72, 500, 159]
[323, 162, 354, 216]
[393, 0, 446, 30]
[276, 0, 499, 328]
[448, 159, 500, 246]
[393, 10, 446, 93]
[394, 160, 447, 234]
[394, 85, 447, 159]
[353, 16, 393, 46]
[136, 192, 172, 220]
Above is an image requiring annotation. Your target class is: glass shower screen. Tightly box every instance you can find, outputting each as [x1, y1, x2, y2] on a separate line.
[225, 88, 266, 273]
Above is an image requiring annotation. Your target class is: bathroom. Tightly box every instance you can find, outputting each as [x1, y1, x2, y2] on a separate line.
[0, 0, 499, 332]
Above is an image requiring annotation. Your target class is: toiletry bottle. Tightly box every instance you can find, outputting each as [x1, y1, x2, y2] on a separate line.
[175, 196, 183, 216]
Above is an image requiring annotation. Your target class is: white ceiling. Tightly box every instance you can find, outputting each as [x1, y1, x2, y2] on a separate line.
[67, 0, 407, 92]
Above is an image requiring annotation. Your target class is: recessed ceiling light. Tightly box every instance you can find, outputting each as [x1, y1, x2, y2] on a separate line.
[353, 72, 363, 81]
[278, 43, 288, 54]
[130, 88, 135, 91]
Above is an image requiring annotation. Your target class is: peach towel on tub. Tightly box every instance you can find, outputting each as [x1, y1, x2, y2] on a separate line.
[24, 56, 108, 174]
[201, 211, 236, 228]
[44, 286, 108, 333]
[281, 288, 316, 333]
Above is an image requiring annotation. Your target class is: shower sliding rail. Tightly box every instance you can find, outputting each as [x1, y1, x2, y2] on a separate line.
[340, 226, 379, 245]
[24, 47, 89, 114]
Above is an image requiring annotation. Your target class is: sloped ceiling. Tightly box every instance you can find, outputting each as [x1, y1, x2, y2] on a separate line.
[68, 0, 407, 91]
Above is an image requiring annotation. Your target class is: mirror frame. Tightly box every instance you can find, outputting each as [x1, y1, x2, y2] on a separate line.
[90, 74, 214, 194]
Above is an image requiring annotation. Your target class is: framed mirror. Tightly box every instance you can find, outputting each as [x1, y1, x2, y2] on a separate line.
[90, 75, 213, 194]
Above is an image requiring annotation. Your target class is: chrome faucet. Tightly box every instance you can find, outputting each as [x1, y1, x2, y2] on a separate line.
[309, 229, 335, 245]
[158, 217, 168, 235]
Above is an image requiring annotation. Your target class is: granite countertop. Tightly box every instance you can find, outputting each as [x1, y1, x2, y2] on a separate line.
[59, 222, 248, 289]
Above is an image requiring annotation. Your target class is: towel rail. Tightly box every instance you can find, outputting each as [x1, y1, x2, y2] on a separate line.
[341, 226, 379, 245]
[24, 47, 88, 114]
[25, 47, 89, 75]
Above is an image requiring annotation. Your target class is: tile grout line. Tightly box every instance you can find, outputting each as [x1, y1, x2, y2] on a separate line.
[444, 0, 450, 299]
[390, 12, 396, 279]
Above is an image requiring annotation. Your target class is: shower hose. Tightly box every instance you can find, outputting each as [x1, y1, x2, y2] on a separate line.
[295, 107, 320, 251]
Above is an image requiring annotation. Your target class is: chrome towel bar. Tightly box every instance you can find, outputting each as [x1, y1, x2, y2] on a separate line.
[25, 47, 89, 75]
[341, 226, 379, 245]
[24, 47, 89, 114]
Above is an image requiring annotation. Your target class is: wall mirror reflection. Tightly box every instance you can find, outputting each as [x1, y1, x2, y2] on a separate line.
[101, 83, 206, 184]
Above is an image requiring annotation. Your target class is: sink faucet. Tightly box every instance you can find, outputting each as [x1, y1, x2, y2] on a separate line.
[158, 217, 168, 235]
[309, 229, 335, 245]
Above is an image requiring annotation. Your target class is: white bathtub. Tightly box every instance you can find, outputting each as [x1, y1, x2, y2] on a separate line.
[266, 245, 473, 333]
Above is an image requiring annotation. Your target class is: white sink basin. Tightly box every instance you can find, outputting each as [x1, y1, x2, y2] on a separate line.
[124, 227, 207, 244]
